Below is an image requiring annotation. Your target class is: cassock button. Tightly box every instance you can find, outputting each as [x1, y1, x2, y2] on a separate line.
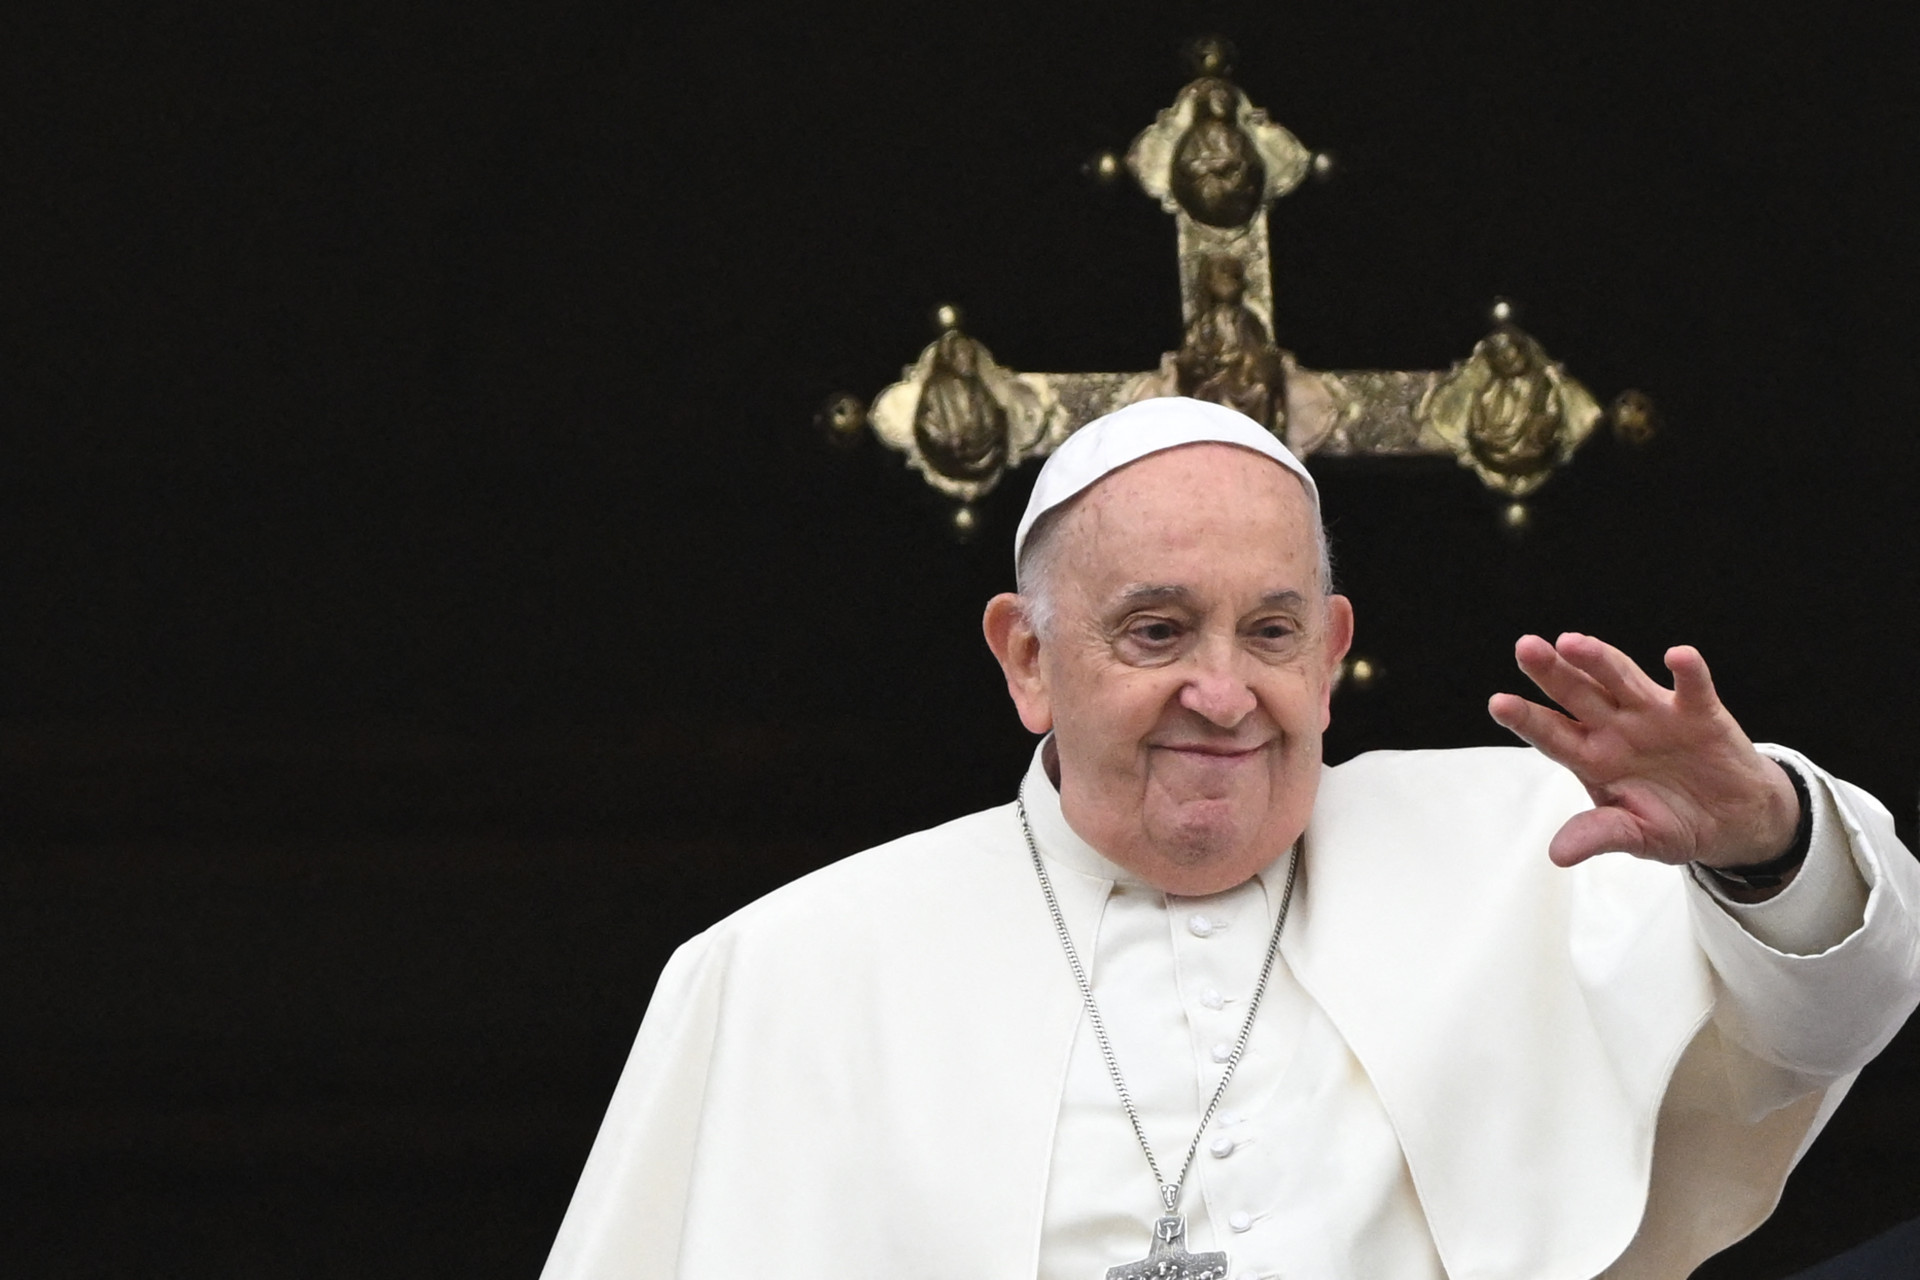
[1228, 1210, 1253, 1233]
[1200, 987, 1226, 1010]
[1188, 914, 1216, 937]
[1211, 1042, 1234, 1063]
[1209, 1136, 1235, 1158]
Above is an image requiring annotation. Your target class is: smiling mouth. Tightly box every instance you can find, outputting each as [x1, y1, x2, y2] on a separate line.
[1157, 743, 1265, 759]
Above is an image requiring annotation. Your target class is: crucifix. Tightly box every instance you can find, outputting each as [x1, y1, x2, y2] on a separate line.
[821, 38, 1653, 537]
[1105, 1214, 1228, 1280]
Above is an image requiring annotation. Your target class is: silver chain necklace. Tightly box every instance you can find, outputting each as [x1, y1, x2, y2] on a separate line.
[1016, 788, 1299, 1280]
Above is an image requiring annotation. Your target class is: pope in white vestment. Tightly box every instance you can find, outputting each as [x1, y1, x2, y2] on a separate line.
[543, 399, 1920, 1280]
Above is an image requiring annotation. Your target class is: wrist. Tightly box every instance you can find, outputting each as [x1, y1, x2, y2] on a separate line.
[1697, 761, 1812, 892]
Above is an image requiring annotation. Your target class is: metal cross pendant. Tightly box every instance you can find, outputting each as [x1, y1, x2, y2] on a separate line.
[1105, 1215, 1230, 1280]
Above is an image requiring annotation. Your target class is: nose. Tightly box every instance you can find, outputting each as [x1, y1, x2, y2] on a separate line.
[1177, 650, 1258, 728]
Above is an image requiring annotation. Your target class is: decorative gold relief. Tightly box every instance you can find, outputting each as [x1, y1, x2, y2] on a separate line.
[867, 314, 1051, 504]
[1173, 256, 1287, 433]
[1425, 324, 1603, 498]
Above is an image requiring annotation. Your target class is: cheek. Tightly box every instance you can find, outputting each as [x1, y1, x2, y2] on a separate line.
[1262, 672, 1332, 733]
[1056, 671, 1173, 748]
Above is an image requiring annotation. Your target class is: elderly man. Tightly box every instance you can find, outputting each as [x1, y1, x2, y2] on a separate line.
[544, 398, 1920, 1279]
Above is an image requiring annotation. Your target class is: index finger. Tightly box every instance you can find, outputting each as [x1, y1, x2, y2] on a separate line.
[1488, 690, 1585, 764]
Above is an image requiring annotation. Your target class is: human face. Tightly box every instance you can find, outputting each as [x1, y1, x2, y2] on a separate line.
[988, 444, 1352, 895]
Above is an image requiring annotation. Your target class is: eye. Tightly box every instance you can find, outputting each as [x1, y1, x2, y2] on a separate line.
[1113, 615, 1189, 664]
[1248, 617, 1301, 647]
[1128, 618, 1182, 646]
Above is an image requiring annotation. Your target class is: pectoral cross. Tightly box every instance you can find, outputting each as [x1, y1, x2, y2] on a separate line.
[822, 38, 1651, 535]
[1106, 1215, 1230, 1280]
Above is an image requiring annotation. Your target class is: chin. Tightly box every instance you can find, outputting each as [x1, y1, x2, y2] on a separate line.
[1152, 806, 1254, 867]
[1147, 851, 1263, 897]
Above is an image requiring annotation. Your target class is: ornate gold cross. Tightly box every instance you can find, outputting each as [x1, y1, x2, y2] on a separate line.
[823, 39, 1651, 534]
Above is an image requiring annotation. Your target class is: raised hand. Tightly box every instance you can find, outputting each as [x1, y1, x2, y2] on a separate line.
[1487, 633, 1800, 873]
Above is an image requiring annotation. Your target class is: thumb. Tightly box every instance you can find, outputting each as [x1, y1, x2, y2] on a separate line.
[1548, 807, 1644, 868]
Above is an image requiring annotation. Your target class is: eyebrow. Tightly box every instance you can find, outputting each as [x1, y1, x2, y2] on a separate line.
[1114, 583, 1195, 608]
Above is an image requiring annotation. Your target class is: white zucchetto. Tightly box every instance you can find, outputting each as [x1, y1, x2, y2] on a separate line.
[1012, 396, 1318, 568]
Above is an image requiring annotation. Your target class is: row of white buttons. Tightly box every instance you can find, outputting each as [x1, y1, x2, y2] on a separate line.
[1190, 909, 1260, 1258]
[1194, 918, 1235, 1066]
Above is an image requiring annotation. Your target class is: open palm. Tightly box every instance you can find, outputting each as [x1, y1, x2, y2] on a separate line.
[1487, 633, 1800, 871]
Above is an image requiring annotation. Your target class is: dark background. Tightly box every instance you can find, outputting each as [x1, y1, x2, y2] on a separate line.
[3, 2, 1916, 1275]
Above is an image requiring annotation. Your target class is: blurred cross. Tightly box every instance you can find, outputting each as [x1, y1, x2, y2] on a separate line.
[822, 38, 1651, 538]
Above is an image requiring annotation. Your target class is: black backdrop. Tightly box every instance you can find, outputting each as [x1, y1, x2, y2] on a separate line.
[4, 3, 1916, 1276]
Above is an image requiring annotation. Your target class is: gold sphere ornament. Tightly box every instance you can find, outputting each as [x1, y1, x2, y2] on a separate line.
[1501, 500, 1531, 533]
[1310, 151, 1335, 180]
[1346, 657, 1378, 690]
[816, 393, 868, 445]
[1085, 149, 1124, 186]
[933, 303, 964, 333]
[1609, 389, 1658, 447]
[1184, 34, 1237, 79]
[951, 504, 978, 540]
[1489, 298, 1515, 324]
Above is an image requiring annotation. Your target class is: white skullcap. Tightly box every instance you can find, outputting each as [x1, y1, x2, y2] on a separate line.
[1012, 396, 1319, 569]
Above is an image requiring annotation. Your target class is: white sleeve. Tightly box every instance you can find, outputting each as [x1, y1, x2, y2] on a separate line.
[1685, 745, 1920, 1084]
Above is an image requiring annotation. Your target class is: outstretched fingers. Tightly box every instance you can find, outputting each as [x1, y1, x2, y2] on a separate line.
[1512, 633, 1617, 723]
[1550, 632, 1666, 711]
[1493, 632, 1706, 797]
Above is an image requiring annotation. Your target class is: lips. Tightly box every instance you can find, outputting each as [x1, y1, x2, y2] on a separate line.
[1157, 742, 1264, 759]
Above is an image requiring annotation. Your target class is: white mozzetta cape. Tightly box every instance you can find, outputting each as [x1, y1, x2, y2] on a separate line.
[544, 746, 1920, 1280]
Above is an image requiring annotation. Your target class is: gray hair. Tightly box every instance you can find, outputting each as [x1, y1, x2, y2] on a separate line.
[1014, 472, 1335, 639]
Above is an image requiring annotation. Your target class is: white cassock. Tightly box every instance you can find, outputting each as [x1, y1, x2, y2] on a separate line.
[542, 744, 1920, 1280]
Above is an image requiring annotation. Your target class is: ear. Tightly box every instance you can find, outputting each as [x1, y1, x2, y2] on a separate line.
[1319, 593, 1356, 727]
[983, 593, 1054, 735]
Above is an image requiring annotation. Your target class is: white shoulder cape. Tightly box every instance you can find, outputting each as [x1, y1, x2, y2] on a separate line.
[544, 746, 1920, 1279]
